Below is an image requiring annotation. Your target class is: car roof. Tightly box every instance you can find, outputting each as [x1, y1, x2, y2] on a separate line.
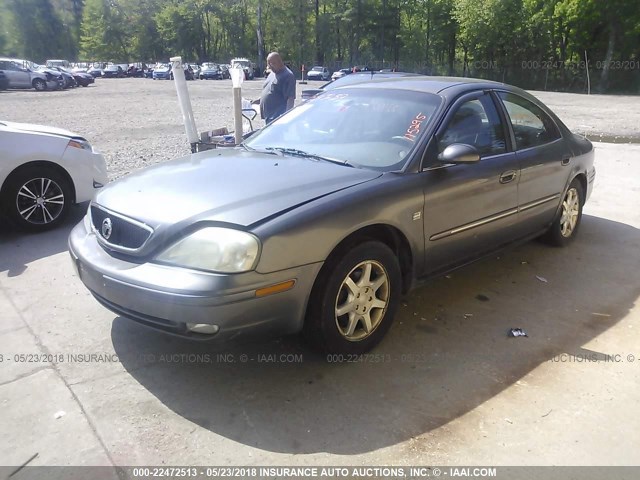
[333, 75, 507, 97]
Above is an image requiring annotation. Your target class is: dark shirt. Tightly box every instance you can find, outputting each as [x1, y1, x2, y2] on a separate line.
[260, 67, 296, 122]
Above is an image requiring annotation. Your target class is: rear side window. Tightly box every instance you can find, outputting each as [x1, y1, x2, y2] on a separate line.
[498, 92, 561, 149]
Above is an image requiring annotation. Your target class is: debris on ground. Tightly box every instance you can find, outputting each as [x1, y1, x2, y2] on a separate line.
[536, 275, 548, 283]
[592, 312, 611, 317]
[476, 294, 490, 302]
[542, 409, 553, 418]
[54, 410, 66, 419]
[463, 313, 473, 319]
[509, 328, 529, 338]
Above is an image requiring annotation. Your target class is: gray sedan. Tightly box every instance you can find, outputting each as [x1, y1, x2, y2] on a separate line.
[69, 77, 595, 354]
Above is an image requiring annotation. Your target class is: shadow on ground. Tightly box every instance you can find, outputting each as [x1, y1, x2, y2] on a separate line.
[110, 215, 639, 454]
[0, 203, 86, 276]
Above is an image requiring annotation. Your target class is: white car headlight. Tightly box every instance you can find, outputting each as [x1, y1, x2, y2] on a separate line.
[155, 227, 260, 273]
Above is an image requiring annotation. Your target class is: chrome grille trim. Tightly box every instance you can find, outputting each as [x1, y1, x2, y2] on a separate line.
[89, 203, 154, 253]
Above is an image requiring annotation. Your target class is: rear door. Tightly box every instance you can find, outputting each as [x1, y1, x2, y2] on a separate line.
[421, 91, 520, 274]
[0, 61, 30, 88]
[495, 91, 571, 235]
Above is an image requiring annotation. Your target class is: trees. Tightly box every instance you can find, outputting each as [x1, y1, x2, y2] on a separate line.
[0, 0, 637, 92]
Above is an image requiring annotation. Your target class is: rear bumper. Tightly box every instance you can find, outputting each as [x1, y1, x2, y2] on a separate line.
[68, 221, 322, 341]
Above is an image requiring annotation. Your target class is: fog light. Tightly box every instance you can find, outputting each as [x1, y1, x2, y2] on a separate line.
[186, 323, 219, 335]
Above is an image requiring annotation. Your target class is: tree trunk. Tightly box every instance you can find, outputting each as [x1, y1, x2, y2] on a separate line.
[600, 18, 616, 92]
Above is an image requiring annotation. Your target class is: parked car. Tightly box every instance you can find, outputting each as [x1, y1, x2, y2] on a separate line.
[69, 76, 595, 353]
[126, 64, 145, 78]
[86, 65, 104, 78]
[0, 71, 9, 90]
[0, 58, 63, 91]
[199, 62, 222, 80]
[46, 59, 71, 69]
[331, 68, 352, 81]
[189, 64, 201, 78]
[230, 57, 254, 80]
[60, 67, 95, 87]
[48, 66, 77, 88]
[183, 64, 195, 81]
[152, 64, 172, 80]
[220, 64, 231, 79]
[307, 66, 330, 81]
[1, 121, 108, 231]
[102, 64, 125, 78]
[301, 71, 421, 102]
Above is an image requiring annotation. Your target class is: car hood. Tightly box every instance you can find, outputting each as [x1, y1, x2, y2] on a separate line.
[1, 121, 80, 139]
[93, 148, 381, 230]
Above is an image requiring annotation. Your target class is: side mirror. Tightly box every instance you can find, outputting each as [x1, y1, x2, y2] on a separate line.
[437, 143, 480, 164]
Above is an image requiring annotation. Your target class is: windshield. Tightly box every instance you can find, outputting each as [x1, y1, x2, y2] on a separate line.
[245, 88, 441, 171]
[156, 64, 170, 71]
[312, 67, 323, 71]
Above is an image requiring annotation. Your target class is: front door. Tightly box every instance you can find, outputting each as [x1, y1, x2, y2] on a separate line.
[421, 91, 520, 274]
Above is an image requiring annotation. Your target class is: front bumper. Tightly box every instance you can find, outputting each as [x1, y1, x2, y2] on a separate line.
[68, 221, 322, 341]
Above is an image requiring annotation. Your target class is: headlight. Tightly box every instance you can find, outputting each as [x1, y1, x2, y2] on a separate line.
[68, 138, 92, 151]
[155, 227, 260, 273]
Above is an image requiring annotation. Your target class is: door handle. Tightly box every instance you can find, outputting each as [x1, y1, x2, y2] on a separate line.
[561, 155, 572, 166]
[499, 170, 517, 184]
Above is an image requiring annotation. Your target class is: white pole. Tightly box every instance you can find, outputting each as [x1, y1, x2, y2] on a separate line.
[230, 66, 244, 145]
[584, 50, 591, 95]
[170, 56, 199, 146]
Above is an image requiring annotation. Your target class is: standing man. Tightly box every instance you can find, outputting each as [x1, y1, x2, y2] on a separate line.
[260, 52, 296, 124]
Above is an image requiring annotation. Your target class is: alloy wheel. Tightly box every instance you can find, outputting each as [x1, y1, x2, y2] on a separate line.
[16, 177, 65, 225]
[334, 260, 390, 341]
[560, 187, 580, 237]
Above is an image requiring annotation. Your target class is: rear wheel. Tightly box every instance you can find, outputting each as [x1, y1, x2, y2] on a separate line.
[2, 166, 72, 231]
[540, 179, 584, 246]
[32, 78, 47, 91]
[303, 241, 401, 354]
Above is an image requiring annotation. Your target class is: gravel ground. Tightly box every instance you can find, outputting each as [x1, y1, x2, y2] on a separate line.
[1, 78, 639, 181]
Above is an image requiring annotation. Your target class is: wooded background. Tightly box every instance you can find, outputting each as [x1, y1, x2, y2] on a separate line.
[1, 0, 639, 92]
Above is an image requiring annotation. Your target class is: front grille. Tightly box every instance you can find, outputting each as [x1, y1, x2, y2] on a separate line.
[91, 204, 152, 250]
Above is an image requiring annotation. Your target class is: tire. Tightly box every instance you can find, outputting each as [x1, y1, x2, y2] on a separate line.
[32, 78, 47, 91]
[303, 241, 402, 354]
[2, 166, 72, 232]
[540, 178, 584, 247]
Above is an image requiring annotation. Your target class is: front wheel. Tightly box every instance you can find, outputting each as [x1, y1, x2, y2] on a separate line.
[2, 166, 72, 231]
[540, 179, 584, 246]
[32, 78, 47, 91]
[303, 241, 401, 354]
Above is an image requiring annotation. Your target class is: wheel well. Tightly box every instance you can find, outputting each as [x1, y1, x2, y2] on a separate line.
[1, 161, 76, 204]
[323, 224, 414, 294]
[574, 173, 587, 204]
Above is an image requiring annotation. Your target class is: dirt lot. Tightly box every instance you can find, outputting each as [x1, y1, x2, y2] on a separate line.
[1, 78, 639, 473]
[1, 78, 639, 180]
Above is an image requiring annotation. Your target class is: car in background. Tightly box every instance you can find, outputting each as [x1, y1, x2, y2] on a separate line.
[230, 57, 254, 80]
[152, 64, 172, 80]
[189, 64, 201, 78]
[46, 59, 71, 69]
[59, 67, 95, 87]
[307, 66, 330, 81]
[87, 65, 104, 77]
[0, 121, 108, 231]
[220, 64, 231, 79]
[68, 76, 595, 353]
[72, 63, 89, 73]
[126, 64, 146, 78]
[0, 71, 8, 90]
[47, 66, 77, 88]
[331, 68, 351, 81]
[199, 62, 222, 80]
[183, 64, 195, 81]
[300, 71, 422, 102]
[0, 58, 63, 91]
[102, 65, 125, 78]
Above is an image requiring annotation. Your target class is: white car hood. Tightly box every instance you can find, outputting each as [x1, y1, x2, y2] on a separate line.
[1, 121, 79, 139]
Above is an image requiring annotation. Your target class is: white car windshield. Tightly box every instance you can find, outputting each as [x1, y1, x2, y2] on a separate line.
[245, 88, 442, 171]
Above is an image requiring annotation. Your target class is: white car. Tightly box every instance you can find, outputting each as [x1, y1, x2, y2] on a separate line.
[0, 121, 108, 231]
[307, 66, 330, 81]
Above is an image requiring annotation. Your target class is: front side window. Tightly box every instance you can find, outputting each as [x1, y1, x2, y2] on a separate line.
[437, 94, 507, 157]
[245, 88, 442, 171]
[498, 92, 561, 149]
